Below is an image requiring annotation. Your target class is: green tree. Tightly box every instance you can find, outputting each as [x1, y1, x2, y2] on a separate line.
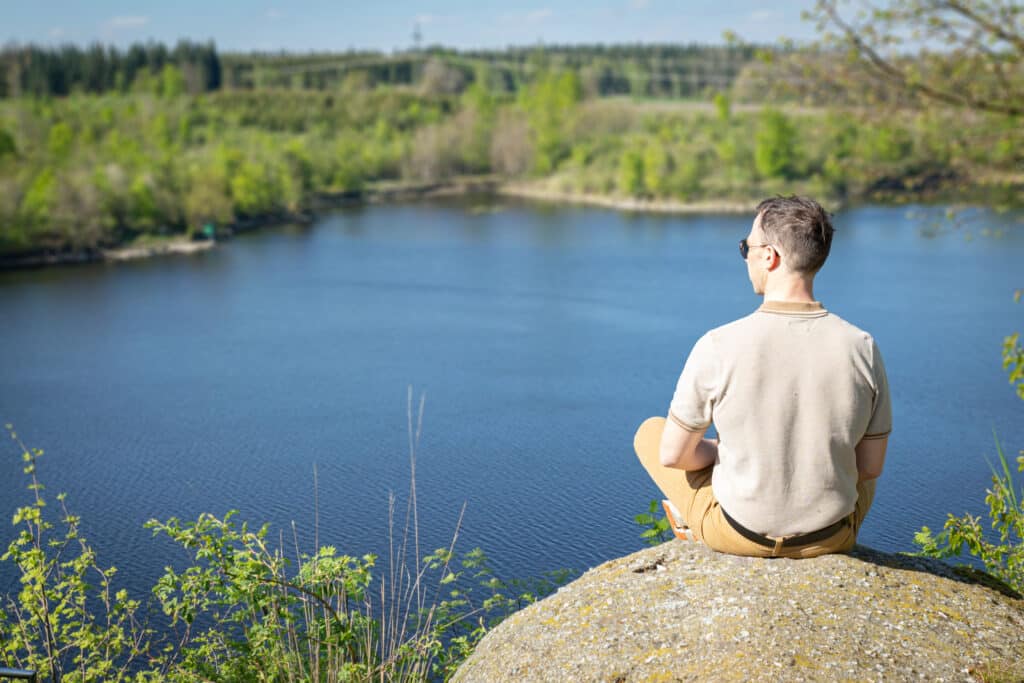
[867, 125, 913, 163]
[282, 138, 314, 194]
[128, 175, 160, 230]
[459, 75, 498, 173]
[519, 70, 583, 174]
[230, 161, 271, 215]
[47, 122, 74, 160]
[754, 108, 797, 179]
[713, 91, 731, 122]
[129, 69, 157, 95]
[618, 147, 645, 197]
[642, 142, 671, 196]
[670, 148, 704, 199]
[20, 169, 57, 228]
[159, 64, 185, 98]
[184, 165, 233, 231]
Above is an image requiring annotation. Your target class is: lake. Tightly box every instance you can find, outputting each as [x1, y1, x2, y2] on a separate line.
[1, 198, 1022, 597]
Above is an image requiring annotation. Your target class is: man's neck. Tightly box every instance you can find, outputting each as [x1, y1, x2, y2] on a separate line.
[762, 274, 816, 304]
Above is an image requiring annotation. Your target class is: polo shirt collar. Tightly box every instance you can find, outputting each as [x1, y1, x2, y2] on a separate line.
[758, 300, 828, 317]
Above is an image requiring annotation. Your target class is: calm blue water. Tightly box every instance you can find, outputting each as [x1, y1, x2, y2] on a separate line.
[1, 199, 1022, 598]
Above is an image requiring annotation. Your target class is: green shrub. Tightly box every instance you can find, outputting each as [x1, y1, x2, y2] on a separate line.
[2, 411, 574, 681]
[0, 426, 153, 682]
[915, 435, 1024, 594]
[1004, 291, 1024, 400]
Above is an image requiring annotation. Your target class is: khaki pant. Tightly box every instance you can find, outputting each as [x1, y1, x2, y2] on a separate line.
[634, 416, 875, 559]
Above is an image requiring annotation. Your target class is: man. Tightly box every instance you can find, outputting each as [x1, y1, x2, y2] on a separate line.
[634, 196, 891, 558]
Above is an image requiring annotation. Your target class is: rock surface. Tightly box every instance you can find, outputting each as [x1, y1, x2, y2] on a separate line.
[454, 542, 1024, 682]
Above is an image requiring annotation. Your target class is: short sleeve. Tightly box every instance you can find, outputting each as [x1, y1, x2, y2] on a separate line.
[863, 340, 892, 440]
[668, 332, 719, 432]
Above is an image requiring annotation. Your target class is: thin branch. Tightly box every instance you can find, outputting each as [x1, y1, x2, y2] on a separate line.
[944, 0, 1024, 55]
[821, 0, 1024, 116]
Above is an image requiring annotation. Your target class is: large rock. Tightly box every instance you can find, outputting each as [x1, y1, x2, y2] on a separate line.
[454, 542, 1024, 682]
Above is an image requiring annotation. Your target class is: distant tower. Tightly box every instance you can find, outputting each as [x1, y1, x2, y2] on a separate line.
[413, 22, 422, 51]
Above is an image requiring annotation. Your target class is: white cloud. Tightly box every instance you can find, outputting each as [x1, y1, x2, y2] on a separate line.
[748, 9, 779, 22]
[498, 8, 552, 25]
[266, 8, 283, 19]
[49, 26, 66, 38]
[106, 16, 149, 30]
[415, 13, 436, 25]
[630, 0, 650, 9]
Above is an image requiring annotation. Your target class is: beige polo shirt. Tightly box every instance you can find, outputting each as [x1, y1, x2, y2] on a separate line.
[669, 300, 892, 537]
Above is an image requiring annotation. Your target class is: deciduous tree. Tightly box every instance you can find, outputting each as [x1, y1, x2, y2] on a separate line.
[806, 0, 1024, 116]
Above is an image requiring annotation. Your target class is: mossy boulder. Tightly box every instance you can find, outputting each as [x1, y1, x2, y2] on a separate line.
[454, 542, 1024, 682]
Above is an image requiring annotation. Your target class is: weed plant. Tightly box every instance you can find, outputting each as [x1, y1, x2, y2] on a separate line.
[0, 392, 573, 681]
[915, 434, 1024, 595]
[633, 499, 671, 547]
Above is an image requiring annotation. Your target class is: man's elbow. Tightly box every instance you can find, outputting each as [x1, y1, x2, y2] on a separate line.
[659, 418, 706, 469]
[661, 445, 706, 470]
[858, 462, 884, 482]
[659, 445, 683, 469]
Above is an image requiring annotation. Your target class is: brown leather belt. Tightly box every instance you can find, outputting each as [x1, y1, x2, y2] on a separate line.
[721, 508, 849, 549]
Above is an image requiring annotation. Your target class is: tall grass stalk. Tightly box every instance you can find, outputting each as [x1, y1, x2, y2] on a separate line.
[3, 393, 565, 681]
[371, 388, 465, 680]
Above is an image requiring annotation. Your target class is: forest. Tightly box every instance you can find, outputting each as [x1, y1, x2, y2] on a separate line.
[0, 40, 1021, 260]
[0, 42, 756, 98]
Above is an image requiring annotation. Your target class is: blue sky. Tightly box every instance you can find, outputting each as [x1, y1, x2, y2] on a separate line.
[3, 1, 820, 52]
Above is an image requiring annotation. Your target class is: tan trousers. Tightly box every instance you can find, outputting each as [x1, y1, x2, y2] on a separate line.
[634, 417, 875, 559]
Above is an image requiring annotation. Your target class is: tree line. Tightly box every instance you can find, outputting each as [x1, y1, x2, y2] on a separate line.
[2, 41, 759, 99]
[0, 40, 221, 97]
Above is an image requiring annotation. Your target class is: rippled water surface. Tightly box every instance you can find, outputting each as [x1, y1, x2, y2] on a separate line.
[2, 199, 1023, 594]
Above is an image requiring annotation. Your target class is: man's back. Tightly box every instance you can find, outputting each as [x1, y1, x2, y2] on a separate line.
[670, 300, 892, 537]
[636, 196, 892, 558]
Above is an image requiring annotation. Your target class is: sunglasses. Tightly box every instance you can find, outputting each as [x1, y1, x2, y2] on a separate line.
[739, 238, 773, 260]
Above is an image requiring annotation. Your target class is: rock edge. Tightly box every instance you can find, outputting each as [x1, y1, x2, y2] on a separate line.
[454, 542, 1024, 682]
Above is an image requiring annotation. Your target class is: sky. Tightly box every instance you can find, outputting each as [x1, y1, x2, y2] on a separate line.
[3, 1, 820, 52]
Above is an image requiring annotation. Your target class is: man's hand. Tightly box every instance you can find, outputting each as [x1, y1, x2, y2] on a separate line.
[659, 415, 718, 471]
[855, 436, 888, 482]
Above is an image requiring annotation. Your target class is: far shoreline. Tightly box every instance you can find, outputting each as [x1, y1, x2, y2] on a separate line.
[496, 182, 757, 214]
[0, 177, 1017, 271]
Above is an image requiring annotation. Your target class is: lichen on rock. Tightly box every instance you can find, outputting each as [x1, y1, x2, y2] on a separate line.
[453, 542, 1024, 682]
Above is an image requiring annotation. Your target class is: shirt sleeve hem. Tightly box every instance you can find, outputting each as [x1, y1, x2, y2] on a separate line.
[669, 411, 711, 433]
[861, 430, 891, 441]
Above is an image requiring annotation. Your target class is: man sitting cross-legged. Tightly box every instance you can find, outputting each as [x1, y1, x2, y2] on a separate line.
[634, 195, 892, 559]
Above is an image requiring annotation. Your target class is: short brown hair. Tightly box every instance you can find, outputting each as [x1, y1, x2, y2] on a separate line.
[755, 196, 834, 274]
